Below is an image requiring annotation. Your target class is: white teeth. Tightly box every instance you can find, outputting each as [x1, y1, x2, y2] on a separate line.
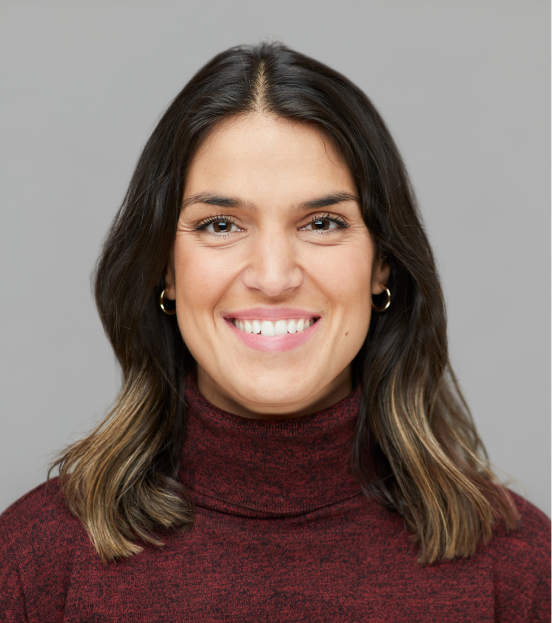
[233, 317, 316, 335]
[261, 320, 275, 336]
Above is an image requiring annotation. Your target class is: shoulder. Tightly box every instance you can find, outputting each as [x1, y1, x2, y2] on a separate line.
[490, 490, 550, 558]
[486, 490, 550, 621]
[0, 477, 90, 576]
[0, 477, 84, 548]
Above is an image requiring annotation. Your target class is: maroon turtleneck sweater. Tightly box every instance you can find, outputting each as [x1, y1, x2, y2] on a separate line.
[1, 382, 550, 622]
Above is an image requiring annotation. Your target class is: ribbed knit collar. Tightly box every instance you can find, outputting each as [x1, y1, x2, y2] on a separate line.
[179, 379, 363, 518]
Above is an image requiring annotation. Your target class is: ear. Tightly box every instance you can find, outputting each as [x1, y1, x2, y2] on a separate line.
[164, 251, 176, 301]
[371, 252, 391, 295]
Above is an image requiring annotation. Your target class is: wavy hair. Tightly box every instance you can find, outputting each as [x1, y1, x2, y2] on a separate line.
[50, 42, 518, 563]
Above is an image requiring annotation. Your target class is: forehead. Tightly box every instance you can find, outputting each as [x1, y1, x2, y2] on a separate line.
[184, 113, 355, 201]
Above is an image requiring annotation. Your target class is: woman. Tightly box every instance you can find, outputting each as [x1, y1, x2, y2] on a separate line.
[1, 42, 549, 622]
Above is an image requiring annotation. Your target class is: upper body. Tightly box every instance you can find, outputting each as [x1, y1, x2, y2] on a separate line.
[1, 381, 550, 622]
[1, 42, 549, 622]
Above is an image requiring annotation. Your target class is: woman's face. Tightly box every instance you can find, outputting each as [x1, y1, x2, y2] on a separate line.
[165, 114, 389, 418]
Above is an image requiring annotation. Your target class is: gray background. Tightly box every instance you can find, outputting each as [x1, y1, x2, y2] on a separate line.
[1, 1, 549, 516]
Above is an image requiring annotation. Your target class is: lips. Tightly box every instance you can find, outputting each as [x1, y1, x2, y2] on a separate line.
[222, 309, 321, 352]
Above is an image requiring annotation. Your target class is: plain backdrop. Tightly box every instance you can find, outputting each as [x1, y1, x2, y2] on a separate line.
[1, 0, 549, 516]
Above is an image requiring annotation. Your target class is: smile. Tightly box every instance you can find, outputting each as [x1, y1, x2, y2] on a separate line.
[232, 318, 316, 336]
[222, 310, 321, 352]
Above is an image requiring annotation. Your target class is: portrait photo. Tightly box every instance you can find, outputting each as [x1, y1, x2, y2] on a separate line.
[0, 1, 549, 621]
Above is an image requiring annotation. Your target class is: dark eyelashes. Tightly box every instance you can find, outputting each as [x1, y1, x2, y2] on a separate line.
[194, 214, 235, 231]
[194, 213, 350, 232]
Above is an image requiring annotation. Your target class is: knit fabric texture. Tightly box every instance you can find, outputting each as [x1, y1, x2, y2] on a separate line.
[1, 381, 550, 622]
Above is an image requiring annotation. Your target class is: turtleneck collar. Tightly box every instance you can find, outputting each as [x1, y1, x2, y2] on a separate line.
[179, 379, 363, 518]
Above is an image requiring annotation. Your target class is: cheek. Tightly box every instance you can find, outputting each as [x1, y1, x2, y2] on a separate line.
[333, 251, 373, 359]
[173, 244, 233, 319]
[313, 245, 373, 317]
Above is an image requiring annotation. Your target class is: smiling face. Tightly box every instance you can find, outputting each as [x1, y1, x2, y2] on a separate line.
[165, 113, 389, 418]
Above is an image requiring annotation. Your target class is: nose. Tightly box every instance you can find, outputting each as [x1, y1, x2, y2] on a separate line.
[241, 229, 303, 296]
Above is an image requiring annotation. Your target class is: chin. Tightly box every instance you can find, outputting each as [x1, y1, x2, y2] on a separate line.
[232, 374, 318, 408]
[207, 362, 350, 418]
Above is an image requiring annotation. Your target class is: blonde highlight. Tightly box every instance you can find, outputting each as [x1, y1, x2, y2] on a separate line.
[50, 365, 194, 562]
[355, 355, 518, 564]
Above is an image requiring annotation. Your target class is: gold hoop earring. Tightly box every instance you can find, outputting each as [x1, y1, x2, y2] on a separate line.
[371, 285, 391, 312]
[159, 289, 177, 315]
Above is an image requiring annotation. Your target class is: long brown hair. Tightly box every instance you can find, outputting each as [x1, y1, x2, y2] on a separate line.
[50, 42, 518, 563]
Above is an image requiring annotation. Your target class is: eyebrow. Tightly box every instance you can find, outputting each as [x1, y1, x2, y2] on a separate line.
[298, 192, 358, 211]
[181, 191, 359, 212]
[182, 193, 257, 212]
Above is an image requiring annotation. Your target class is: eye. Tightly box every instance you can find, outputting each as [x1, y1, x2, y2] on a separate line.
[196, 217, 242, 235]
[308, 218, 336, 231]
[207, 220, 237, 234]
[300, 214, 348, 232]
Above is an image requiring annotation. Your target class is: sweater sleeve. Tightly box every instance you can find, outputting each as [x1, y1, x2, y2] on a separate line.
[528, 576, 551, 623]
[0, 549, 28, 623]
[0, 480, 85, 623]
[492, 493, 551, 622]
